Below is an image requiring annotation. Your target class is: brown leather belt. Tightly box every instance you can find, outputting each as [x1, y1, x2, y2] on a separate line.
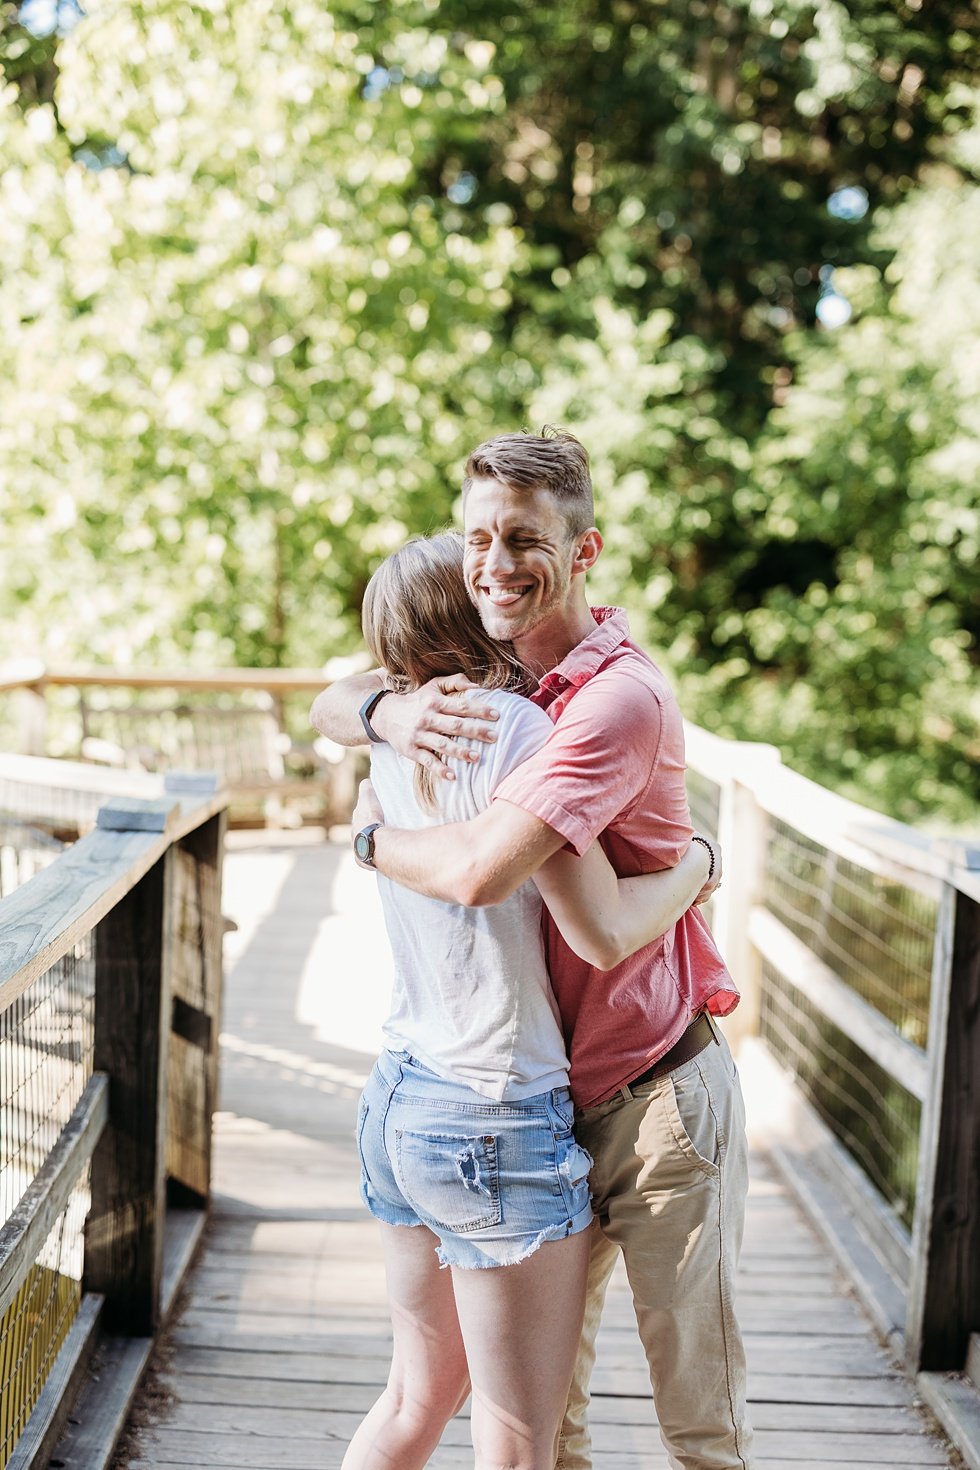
[625, 1012, 716, 1091]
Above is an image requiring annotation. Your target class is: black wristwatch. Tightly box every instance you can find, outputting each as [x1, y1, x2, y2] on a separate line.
[354, 822, 382, 868]
[359, 688, 391, 743]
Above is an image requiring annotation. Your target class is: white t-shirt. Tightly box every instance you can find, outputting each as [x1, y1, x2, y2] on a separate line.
[370, 688, 569, 1102]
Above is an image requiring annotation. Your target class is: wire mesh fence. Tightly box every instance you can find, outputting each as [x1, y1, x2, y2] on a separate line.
[0, 1173, 89, 1469]
[0, 941, 96, 1233]
[760, 958, 921, 1231]
[686, 769, 721, 844]
[764, 818, 936, 1048]
[0, 943, 95, 1468]
[0, 817, 66, 900]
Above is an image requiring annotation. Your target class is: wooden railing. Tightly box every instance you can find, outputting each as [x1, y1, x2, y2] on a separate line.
[0, 768, 227, 1469]
[0, 660, 365, 827]
[684, 725, 980, 1448]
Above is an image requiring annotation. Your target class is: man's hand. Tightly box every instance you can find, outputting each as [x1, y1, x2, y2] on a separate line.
[692, 833, 723, 906]
[352, 779, 384, 868]
[371, 673, 500, 781]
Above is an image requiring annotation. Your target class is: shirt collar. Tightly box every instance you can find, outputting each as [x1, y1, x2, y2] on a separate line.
[535, 607, 631, 695]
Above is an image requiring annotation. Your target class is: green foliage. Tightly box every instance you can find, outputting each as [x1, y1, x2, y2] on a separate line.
[724, 165, 980, 820]
[519, 162, 979, 821]
[0, 0, 977, 822]
[356, 0, 978, 429]
[0, 0, 523, 667]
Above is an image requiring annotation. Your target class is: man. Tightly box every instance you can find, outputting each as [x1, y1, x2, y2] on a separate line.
[311, 429, 754, 1470]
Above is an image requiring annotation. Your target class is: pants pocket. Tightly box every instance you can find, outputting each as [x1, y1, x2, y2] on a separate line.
[666, 1064, 721, 1178]
[395, 1129, 503, 1233]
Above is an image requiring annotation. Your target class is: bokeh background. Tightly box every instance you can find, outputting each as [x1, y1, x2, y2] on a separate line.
[1, 0, 977, 823]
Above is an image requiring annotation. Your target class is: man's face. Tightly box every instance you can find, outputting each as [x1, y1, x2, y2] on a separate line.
[462, 477, 579, 643]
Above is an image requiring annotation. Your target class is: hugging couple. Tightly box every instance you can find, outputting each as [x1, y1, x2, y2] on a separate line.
[311, 428, 754, 1470]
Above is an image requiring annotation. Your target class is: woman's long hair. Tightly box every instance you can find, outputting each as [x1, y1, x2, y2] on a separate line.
[361, 532, 528, 808]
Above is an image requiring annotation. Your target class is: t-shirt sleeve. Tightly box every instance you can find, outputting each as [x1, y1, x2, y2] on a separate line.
[493, 673, 666, 856]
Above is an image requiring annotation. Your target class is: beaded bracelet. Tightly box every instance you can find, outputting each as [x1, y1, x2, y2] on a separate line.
[690, 833, 716, 882]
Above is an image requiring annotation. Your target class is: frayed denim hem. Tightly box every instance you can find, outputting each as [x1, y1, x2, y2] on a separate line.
[434, 1200, 593, 1270]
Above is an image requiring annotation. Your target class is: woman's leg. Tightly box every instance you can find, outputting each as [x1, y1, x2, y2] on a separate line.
[451, 1230, 592, 1470]
[342, 1222, 470, 1470]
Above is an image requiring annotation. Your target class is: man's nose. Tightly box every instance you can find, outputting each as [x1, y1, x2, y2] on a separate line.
[484, 538, 517, 578]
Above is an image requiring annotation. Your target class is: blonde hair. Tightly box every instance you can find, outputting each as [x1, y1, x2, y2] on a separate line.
[462, 425, 594, 536]
[361, 533, 528, 808]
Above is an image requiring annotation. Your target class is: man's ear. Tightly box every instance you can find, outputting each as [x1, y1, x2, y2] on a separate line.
[571, 528, 603, 575]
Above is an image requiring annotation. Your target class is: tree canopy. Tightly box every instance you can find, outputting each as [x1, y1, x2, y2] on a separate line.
[1, 0, 977, 821]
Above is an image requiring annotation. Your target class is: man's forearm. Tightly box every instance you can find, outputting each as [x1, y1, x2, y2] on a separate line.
[310, 672, 382, 746]
[371, 800, 565, 908]
[372, 823, 480, 904]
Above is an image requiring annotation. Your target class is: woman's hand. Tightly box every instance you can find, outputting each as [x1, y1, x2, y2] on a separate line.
[352, 778, 384, 850]
[371, 674, 501, 780]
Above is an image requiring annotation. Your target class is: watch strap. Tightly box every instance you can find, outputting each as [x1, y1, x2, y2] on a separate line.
[359, 688, 391, 743]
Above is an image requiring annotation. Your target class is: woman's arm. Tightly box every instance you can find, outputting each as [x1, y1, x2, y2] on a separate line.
[533, 839, 713, 971]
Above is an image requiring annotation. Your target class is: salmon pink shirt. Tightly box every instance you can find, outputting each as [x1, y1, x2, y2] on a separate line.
[494, 607, 739, 1109]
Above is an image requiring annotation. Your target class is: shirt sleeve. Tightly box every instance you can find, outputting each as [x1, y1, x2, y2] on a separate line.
[492, 672, 668, 856]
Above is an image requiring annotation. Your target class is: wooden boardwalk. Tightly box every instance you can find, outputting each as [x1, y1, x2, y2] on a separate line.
[112, 832, 957, 1469]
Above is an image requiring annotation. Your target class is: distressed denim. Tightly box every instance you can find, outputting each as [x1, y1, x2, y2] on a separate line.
[357, 1049, 594, 1269]
[556, 1030, 754, 1470]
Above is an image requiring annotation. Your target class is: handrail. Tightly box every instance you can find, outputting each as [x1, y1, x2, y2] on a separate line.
[0, 773, 229, 1463]
[0, 753, 164, 798]
[685, 721, 980, 1389]
[0, 788, 226, 1013]
[684, 722, 979, 902]
[0, 655, 370, 695]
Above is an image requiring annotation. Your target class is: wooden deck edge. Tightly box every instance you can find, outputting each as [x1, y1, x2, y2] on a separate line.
[6, 1293, 104, 1470]
[161, 1205, 208, 1320]
[46, 1331, 154, 1470]
[43, 1207, 207, 1470]
[917, 1371, 980, 1470]
[767, 1135, 908, 1360]
[741, 1039, 909, 1354]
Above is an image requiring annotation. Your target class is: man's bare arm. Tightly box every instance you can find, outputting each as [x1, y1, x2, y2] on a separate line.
[353, 781, 565, 906]
[311, 672, 501, 776]
[310, 671, 384, 747]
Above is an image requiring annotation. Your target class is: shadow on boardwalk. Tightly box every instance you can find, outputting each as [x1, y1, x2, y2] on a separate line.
[113, 833, 956, 1470]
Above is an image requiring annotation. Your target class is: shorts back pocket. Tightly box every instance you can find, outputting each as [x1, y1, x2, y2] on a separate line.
[395, 1129, 502, 1233]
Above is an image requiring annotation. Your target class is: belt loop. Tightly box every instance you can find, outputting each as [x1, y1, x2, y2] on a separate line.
[706, 1012, 722, 1045]
[619, 1082, 634, 1102]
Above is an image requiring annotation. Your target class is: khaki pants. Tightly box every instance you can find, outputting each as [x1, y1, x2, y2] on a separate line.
[556, 1029, 754, 1470]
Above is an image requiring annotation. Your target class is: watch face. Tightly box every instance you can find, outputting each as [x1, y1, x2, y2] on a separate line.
[354, 830, 372, 862]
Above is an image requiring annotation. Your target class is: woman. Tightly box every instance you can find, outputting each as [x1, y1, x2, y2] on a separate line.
[345, 533, 713, 1470]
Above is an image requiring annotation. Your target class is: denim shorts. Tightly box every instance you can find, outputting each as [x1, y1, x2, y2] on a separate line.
[356, 1049, 594, 1270]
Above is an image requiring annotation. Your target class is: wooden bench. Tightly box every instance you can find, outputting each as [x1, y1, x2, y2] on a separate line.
[76, 689, 357, 827]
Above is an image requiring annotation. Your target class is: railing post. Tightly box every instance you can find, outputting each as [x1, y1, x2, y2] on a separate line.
[84, 797, 178, 1336]
[164, 775, 227, 1204]
[713, 771, 770, 1053]
[906, 881, 980, 1371]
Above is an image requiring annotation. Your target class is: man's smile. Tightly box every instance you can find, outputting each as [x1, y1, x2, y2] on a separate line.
[481, 584, 534, 606]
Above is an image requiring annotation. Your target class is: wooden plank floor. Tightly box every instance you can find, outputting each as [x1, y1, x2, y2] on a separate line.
[112, 832, 957, 1469]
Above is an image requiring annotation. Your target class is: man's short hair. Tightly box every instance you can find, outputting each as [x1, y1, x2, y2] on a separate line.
[462, 426, 595, 536]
